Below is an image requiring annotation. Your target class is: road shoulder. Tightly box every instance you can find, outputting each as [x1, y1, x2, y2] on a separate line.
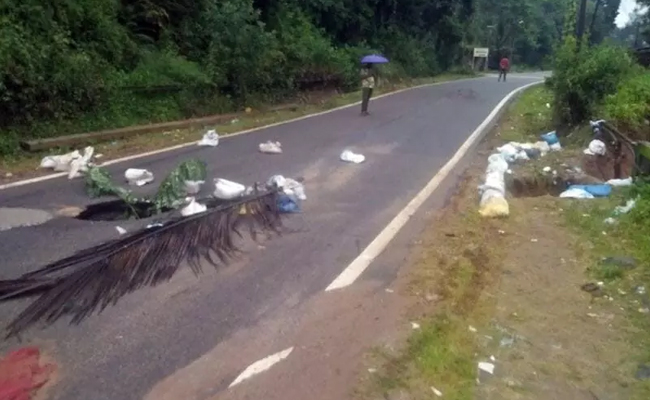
[359, 86, 649, 400]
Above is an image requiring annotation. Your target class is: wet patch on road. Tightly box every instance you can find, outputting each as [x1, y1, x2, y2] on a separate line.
[0, 207, 54, 231]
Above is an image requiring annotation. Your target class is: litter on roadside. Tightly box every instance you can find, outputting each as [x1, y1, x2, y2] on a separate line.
[184, 180, 205, 195]
[478, 361, 495, 375]
[431, 386, 443, 397]
[496, 140, 554, 163]
[180, 197, 207, 216]
[259, 141, 282, 154]
[125, 168, 154, 186]
[213, 178, 247, 200]
[479, 154, 509, 217]
[277, 193, 301, 213]
[584, 139, 606, 156]
[115, 226, 127, 235]
[340, 149, 365, 164]
[40, 146, 95, 179]
[197, 129, 219, 147]
[572, 184, 612, 197]
[614, 198, 637, 215]
[607, 177, 633, 187]
[267, 175, 306, 200]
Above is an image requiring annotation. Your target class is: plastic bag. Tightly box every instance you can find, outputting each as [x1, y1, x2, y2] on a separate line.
[180, 197, 207, 216]
[277, 194, 300, 213]
[479, 188, 509, 217]
[485, 154, 508, 174]
[559, 187, 594, 199]
[584, 140, 606, 156]
[496, 143, 519, 162]
[198, 130, 219, 147]
[483, 171, 506, 195]
[540, 131, 559, 145]
[340, 149, 365, 164]
[607, 177, 633, 187]
[534, 141, 550, 156]
[67, 146, 95, 179]
[259, 141, 282, 154]
[184, 180, 205, 195]
[614, 198, 636, 215]
[479, 154, 509, 217]
[569, 184, 611, 197]
[267, 175, 307, 200]
[213, 178, 246, 199]
[40, 146, 95, 179]
[125, 168, 154, 186]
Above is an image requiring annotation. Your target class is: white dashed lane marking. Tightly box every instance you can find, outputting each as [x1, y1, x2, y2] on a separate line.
[228, 347, 294, 388]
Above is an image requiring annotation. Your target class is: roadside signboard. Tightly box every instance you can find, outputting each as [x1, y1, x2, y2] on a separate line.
[473, 47, 489, 58]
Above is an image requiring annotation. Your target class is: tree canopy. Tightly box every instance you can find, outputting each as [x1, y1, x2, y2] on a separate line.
[0, 0, 625, 154]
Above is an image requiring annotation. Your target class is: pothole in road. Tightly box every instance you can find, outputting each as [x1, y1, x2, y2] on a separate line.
[74, 197, 238, 221]
[75, 199, 171, 221]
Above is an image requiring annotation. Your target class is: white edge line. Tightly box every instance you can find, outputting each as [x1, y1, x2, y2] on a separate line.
[325, 80, 543, 292]
[0, 76, 489, 191]
[228, 347, 294, 388]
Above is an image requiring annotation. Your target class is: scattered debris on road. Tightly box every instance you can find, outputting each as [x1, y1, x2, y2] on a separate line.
[40, 146, 95, 179]
[213, 178, 247, 200]
[197, 129, 219, 147]
[180, 197, 207, 216]
[340, 149, 365, 163]
[259, 140, 283, 154]
[267, 175, 306, 200]
[124, 168, 154, 186]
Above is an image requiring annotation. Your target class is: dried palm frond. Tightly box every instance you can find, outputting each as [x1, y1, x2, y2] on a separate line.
[2, 191, 281, 337]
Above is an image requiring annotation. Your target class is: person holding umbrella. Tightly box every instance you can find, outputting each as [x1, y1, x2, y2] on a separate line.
[359, 54, 388, 116]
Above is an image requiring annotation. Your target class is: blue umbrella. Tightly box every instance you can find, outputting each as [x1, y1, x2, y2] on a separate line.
[361, 54, 389, 64]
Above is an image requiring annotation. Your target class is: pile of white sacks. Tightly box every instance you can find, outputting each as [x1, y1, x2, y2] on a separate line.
[478, 137, 561, 218]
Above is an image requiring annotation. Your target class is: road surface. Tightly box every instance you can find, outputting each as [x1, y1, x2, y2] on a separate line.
[0, 73, 545, 400]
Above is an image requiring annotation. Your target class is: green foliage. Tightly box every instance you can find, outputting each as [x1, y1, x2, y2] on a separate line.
[0, 0, 482, 156]
[604, 72, 650, 135]
[549, 37, 636, 126]
[85, 166, 136, 203]
[85, 159, 207, 215]
[153, 159, 207, 211]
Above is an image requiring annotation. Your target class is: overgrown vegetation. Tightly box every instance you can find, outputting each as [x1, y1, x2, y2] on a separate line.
[0, 0, 624, 157]
[604, 72, 650, 137]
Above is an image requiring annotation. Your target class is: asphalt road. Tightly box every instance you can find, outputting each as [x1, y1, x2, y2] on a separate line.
[0, 73, 544, 400]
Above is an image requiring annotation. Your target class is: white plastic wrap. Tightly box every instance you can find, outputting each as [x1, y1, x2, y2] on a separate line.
[213, 178, 246, 199]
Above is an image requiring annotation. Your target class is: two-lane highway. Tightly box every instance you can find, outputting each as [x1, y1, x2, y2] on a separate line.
[0, 74, 544, 400]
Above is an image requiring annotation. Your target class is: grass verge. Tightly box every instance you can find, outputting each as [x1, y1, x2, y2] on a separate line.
[360, 85, 650, 400]
[0, 73, 475, 183]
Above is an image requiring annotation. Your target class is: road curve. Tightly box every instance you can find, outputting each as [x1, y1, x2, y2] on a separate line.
[0, 73, 544, 400]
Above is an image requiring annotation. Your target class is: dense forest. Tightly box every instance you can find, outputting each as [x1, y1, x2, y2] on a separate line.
[0, 0, 624, 153]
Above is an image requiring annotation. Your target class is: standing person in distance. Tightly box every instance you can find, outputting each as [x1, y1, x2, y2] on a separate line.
[360, 63, 375, 116]
[498, 55, 510, 82]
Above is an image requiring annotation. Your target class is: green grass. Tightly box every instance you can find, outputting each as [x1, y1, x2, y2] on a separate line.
[559, 164, 650, 400]
[498, 85, 554, 143]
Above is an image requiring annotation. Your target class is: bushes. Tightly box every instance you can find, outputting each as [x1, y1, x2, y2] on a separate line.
[549, 37, 637, 127]
[603, 72, 650, 138]
[0, 0, 474, 156]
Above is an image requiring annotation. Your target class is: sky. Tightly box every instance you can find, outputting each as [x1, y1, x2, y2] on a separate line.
[615, 0, 644, 27]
